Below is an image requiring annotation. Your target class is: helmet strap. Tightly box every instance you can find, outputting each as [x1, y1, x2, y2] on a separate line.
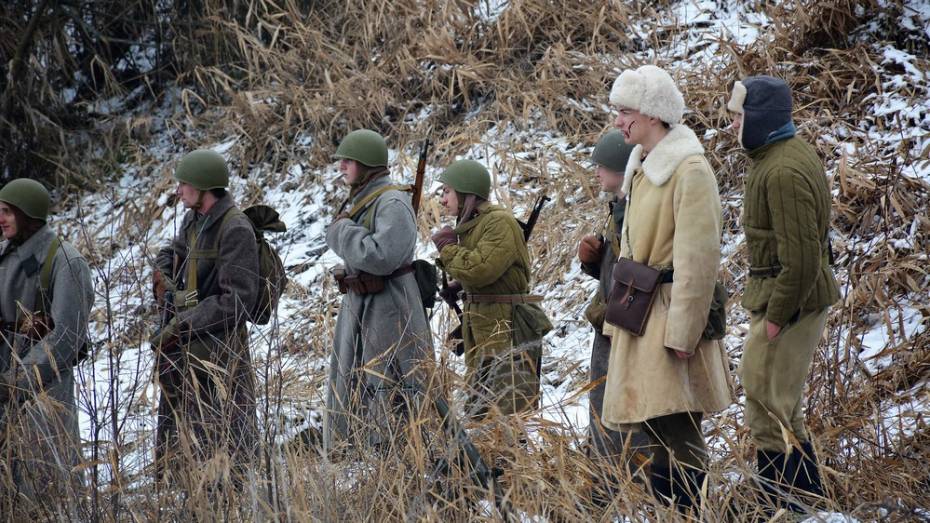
[457, 193, 480, 225]
[193, 190, 205, 211]
[348, 166, 390, 198]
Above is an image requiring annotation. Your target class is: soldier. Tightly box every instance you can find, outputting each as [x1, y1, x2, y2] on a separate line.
[728, 76, 840, 511]
[324, 129, 434, 453]
[431, 159, 551, 420]
[150, 150, 260, 485]
[0, 178, 93, 510]
[603, 65, 733, 512]
[577, 130, 649, 479]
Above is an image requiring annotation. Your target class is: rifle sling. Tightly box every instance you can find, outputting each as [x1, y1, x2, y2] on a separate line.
[346, 184, 412, 224]
[14, 236, 60, 328]
[185, 207, 241, 298]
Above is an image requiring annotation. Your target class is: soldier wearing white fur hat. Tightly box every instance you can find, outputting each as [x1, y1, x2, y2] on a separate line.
[601, 64, 733, 513]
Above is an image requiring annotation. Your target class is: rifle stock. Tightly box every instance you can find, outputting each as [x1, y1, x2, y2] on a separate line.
[411, 138, 431, 215]
[440, 270, 465, 356]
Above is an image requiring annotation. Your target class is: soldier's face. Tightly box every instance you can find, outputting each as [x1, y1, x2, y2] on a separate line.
[613, 106, 647, 145]
[340, 159, 361, 184]
[596, 165, 623, 194]
[730, 112, 744, 146]
[176, 182, 202, 209]
[440, 185, 459, 216]
[0, 203, 17, 240]
[731, 112, 743, 133]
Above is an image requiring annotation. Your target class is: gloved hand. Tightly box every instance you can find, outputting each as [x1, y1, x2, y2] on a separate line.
[439, 280, 463, 303]
[578, 234, 603, 264]
[149, 318, 180, 352]
[431, 225, 458, 252]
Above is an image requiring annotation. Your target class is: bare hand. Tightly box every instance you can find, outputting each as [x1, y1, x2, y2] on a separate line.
[766, 320, 781, 341]
[668, 347, 694, 359]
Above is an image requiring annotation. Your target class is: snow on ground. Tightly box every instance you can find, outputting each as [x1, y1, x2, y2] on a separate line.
[47, 2, 930, 508]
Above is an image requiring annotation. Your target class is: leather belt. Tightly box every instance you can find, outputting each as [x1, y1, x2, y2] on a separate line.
[463, 293, 544, 304]
[659, 270, 674, 284]
[749, 265, 782, 278]
[335, 264, 414, 295]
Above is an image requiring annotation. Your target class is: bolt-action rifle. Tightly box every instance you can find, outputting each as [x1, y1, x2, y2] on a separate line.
[518, 194, 551, 242]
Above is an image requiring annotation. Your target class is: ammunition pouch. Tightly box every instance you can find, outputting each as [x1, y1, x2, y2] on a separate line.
[2, 314, 90, 365]
[332, 264, 414, 295]
[584, 293, 607, 331]
[15, 312, 54, 341]
[174, 288, 199, 310]
[702, 281, 728, 341]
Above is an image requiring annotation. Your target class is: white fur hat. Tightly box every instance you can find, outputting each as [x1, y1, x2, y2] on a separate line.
[609, 65, 685, 124]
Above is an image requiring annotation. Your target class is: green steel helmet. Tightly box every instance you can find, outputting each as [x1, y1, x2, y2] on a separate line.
[0, 178, 50, 221]
[591, 129, 634, 173]
[438, 159, 491, 200]
[173, 149, 229, 190]
[334, 129, 388, 167]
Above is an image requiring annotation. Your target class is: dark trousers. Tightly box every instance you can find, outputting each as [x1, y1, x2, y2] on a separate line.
[588, 330, 649, 465]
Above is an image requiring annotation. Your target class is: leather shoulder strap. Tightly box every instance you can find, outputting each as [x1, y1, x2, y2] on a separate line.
[33, 235, 61, 317]
[346, 184, 412, 222]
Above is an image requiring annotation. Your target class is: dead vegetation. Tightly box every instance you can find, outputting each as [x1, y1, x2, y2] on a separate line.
[1, 0, 928, 521]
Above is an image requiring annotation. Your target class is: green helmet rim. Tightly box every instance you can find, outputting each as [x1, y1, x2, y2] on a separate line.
[437, 159, 491, 200]
[333, 129, 389, 168]
[173, 149, 230, 190]
[0, 178, 51, 221]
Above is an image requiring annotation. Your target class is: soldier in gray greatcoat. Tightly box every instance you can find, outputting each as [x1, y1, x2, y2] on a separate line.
[0, 178, 93, 513]
[323, 129, 434, 453]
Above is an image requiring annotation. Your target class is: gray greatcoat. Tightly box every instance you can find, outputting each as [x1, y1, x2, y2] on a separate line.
[0, 225, 93, 506]
[323, 176, 434, 451]
[155, 194, 259, 473]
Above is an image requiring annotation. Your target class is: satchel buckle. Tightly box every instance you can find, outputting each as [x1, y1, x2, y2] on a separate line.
[622, 283, 635, 309]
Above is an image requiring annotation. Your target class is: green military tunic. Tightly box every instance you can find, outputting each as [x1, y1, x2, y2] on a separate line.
[739, 135, 840, 452]
[439, 202, 551, 418]
[740, 136, 840, 326]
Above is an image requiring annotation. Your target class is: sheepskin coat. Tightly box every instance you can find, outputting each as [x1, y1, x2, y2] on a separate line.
[602, 125, 733, 431]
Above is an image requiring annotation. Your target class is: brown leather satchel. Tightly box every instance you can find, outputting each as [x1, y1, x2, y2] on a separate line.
[605, 258, 665, 336]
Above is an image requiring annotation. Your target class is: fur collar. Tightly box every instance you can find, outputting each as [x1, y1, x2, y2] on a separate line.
[622, 125, 705, 193]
